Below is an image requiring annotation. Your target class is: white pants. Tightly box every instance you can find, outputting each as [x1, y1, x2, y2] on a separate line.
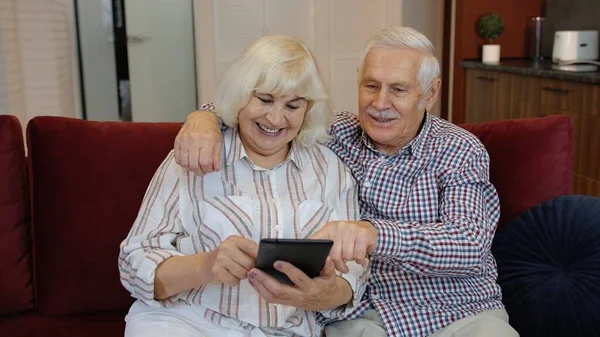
[125, 311, 216, 337]
[125, 301, 288, 337]
[324, 309, 519, 337]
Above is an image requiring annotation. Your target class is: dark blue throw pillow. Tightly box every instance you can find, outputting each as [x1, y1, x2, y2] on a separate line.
[492, 195, 600, 337]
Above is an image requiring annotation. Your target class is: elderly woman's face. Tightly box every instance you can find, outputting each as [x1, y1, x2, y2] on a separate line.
[237, 92, 307, 165]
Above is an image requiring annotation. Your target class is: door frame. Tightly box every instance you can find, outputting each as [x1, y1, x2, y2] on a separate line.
[441, 0, 454, 122]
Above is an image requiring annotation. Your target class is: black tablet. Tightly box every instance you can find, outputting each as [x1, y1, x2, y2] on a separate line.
[255, 238, 334, 286]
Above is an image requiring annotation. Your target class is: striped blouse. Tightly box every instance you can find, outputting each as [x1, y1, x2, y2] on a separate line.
[119, 128, 367, 337]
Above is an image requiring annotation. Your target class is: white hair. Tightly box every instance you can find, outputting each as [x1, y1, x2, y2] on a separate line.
[214, 35, 330, 146]
[358, 27, 441, 108]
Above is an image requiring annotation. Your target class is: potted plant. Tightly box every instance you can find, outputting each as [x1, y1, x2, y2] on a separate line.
[477, 13, 504, 64]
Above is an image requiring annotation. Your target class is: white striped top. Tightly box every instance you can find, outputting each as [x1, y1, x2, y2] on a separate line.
[119, 128, 368, 337]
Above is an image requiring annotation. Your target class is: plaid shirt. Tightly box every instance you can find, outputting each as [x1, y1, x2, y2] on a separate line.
[319, 111, 504, 337]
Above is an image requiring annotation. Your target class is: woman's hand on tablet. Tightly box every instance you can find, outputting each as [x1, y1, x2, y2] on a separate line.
[207, 235, 258, 286]
[246, 258, 352, 311]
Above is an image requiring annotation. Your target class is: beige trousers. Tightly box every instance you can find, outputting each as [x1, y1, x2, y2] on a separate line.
[324, 309, 519, 337]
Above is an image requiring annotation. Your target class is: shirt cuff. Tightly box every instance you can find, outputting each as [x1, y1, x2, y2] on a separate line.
[367, 218, 409, 260]
[134, 249, 186, 308]
[319, 260, 369, 319]
[198, 103, 228, 132]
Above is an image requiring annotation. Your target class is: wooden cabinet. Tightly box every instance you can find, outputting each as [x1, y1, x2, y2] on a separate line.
[465, 70, 512, 123]
[539, 79, 584, 114]
[465, 68, 600, 198]
[511, 74, 541, 118]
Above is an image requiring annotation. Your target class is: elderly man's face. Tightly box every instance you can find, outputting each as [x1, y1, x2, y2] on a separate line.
[358, 47, 439, 155]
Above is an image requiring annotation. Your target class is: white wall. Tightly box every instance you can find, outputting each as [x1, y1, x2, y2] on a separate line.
[194, 0, 445, 115]
[0, 0, 80, 127]
[1, 0, 446, 124]
[0, 2, 9, 115]
[53, 0, 80, 120]
[402, 0, 445, 117]
[195, 0, 402, 113]
[315, 0, 402, 112]
[0, 0, 26, 123]
[0, 32, 6, 114]
[16, 0, 79, 120]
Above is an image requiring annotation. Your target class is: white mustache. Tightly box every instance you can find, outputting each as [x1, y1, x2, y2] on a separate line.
[366, 107, 400, 119]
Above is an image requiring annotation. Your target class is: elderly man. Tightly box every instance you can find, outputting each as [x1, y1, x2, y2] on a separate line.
[175, 27, 518, 337]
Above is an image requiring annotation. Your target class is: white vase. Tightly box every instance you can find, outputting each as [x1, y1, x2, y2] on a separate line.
[482, 44, 501, 64]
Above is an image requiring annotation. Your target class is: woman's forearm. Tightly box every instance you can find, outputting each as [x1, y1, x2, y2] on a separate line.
[154, 252, 214, 300]
[329, 276, 354, 308]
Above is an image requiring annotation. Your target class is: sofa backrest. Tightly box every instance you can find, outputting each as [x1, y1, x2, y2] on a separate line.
[19, 114, 573, 316]
[0, 115, 33, 315]
[27, 117, 181, 316]
[459, 115, 573, 226]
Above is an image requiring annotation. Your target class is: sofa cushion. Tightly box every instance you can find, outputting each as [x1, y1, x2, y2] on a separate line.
[0, 312, 125, 337]
[27, 117, 181, 315]
[492, 195, 600, 337]
[0, 115, 33, 314]
[459, 115, 573, 226]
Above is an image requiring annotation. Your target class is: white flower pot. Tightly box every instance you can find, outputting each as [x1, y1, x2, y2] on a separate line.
[482, 44, 501, 64]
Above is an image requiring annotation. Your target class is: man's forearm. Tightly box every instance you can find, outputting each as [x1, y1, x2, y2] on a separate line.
[183, 110, 218, 128]
[369, 218, 489, 277]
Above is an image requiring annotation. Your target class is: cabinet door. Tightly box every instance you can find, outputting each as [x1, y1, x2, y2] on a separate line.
[511, 74, 541, 118]
[539, 79, 584, 114]
[574, 84, 600, 196]
[492, 72, 512, 121]
[465, 70, 493, 123]
[465, 70, 511, 123]
[583, 84, 600, 118]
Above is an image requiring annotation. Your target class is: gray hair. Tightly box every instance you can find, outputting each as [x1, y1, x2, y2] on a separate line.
[215, 35, 330, 146]
[358, 27, 441, 97]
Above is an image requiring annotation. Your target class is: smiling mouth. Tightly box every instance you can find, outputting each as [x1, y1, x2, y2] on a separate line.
[257, 122, 283, 135]
[370, 115, 397, 123]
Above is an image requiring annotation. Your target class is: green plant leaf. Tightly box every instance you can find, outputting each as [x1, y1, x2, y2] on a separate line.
[477, 13, 504, 43]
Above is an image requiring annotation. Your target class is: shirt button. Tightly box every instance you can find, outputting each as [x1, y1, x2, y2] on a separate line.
[378, 156, 386, 162]
[275, 225, 280, 232]
[364, 181, 371, 188]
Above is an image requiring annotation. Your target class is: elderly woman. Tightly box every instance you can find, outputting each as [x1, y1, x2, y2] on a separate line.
[118, 35, 367, 337]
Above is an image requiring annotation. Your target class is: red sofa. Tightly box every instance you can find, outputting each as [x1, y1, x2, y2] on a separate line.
[0, 114, 573, 337]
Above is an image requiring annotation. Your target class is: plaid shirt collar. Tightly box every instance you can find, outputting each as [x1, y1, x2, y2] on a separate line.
[360, 112, 431, 159]
[225, 128, 304, 171]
